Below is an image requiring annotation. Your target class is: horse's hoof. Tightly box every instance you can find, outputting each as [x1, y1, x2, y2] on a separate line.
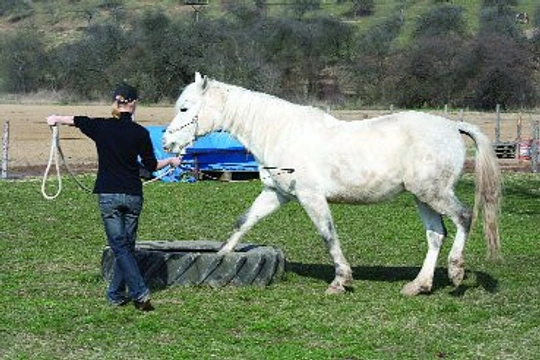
[325, 284, 346, 295]
[401, 282, 420, 296]
[401, 281, 431, 296]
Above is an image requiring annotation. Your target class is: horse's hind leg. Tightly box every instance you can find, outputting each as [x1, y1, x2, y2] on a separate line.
[402, 200, 447, 296]
[423, 192, 472, 287]
[444, 198, 472, 287]
[217, 187, 289, 255]
[298, 194, 353, 295]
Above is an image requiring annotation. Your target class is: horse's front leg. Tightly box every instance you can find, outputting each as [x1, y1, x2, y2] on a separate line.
[298, 194, 353, 295]
[217, 187, 289, 255]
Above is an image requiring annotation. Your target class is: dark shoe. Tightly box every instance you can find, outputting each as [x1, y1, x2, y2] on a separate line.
[109, 297, 130, 307]
[134, 299, 154, 312]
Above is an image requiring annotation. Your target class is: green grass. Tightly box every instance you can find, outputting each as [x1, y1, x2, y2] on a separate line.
[2, 173, 540, 359]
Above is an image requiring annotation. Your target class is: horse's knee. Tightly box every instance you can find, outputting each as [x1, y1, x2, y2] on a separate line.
[233, 213, 248, 231]
[426, 230, 445, 249]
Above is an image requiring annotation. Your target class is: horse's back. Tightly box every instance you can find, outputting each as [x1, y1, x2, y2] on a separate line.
[311, 111, 467, 203]
[330, 111, 465, 163]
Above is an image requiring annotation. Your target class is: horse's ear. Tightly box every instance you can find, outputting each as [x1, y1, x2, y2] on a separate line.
[202, 75, 209, 93]
[195, 72, 202, 83]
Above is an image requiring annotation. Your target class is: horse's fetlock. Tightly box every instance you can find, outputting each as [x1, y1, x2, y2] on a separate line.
[450, 256, 464, 266]
[336, 267, 353, 287]
[448, 258, 465, 286]
[343, 274, 354, 287]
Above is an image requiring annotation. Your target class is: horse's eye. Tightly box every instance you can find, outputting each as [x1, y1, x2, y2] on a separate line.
[180, 108, 188, 112]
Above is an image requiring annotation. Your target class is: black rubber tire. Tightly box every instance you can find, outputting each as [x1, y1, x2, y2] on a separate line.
[101, 240, 286, 290]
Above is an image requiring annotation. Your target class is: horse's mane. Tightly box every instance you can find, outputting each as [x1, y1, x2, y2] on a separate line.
[213, 80, 333, 150]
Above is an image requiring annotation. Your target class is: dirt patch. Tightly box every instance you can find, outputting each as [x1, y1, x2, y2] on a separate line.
[1, 104, 536, 177]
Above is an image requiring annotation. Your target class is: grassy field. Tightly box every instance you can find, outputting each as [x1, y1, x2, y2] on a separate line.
[2, 173, 540, 359]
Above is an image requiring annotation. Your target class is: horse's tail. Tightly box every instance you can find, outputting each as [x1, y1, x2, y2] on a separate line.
[458, 122, 502, 259]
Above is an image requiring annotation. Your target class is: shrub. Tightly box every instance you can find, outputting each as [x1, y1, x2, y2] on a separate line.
[0, 30, 49, 93]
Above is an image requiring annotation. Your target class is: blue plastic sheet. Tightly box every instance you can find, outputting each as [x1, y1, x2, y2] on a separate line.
[145, 126, 259, 182]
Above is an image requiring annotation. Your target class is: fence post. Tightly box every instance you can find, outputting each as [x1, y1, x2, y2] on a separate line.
[2, 120, 9, 179]
[495, 104, 501, 143]
[532, 120, 539, 173]
[516, 114, 522, 143]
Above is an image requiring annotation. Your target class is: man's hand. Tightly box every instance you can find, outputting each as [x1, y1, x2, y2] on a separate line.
[46, 115, 58, 126]
[169, 157, 182, 168]
[46, 115, 74, 126]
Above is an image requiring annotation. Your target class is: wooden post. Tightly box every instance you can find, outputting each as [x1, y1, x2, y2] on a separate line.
[184, 0, 208, 22]
[495, 104, 501, 143]
[2, 120, 9, 179]
[532, 120, 539, 174]
[516, 114, 522, 143]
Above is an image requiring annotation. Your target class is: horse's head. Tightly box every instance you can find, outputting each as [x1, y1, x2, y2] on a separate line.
[162, 72, 213, 154]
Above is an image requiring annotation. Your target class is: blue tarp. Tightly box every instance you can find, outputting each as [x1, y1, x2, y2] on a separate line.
[145, 126, 258, 182]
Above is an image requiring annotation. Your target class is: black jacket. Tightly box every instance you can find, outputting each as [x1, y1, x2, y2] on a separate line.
[74, 112, 157, 195]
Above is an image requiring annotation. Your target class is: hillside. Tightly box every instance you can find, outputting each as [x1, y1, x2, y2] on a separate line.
[0, 0, 537, 45]
[1, 0, 539, 109]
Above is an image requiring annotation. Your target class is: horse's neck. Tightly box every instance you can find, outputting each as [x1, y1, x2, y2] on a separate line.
[217, 84, 282, 160]
[216, 82, 337, 163]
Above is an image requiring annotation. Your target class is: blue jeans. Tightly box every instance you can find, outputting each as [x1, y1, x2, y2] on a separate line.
[98, 193, 149, 303]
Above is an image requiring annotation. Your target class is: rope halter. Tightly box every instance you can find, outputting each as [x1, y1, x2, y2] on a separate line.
[164, 115, 199, 152]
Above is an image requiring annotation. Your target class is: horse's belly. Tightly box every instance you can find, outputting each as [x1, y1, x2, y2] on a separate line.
[326, 181, 404, 204]
[322, 159, 405, 203]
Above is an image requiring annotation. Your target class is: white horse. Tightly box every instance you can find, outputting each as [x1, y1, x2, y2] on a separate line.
[163, 72, 501, 296]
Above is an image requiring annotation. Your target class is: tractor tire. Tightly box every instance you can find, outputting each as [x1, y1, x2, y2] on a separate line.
[101, 240, 286, 290]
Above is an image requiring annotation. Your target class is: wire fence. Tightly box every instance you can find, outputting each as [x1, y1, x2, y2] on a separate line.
[1, 106, 539, 180]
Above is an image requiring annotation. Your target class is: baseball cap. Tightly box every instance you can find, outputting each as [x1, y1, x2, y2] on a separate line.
[113, 83, 138, 103]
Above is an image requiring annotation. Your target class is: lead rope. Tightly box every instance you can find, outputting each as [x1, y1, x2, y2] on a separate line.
[41, 126, 62, 199]
[41, 124, 294, 199]
[142, 162, 181, 185]
[41, 126, 93, 200]
[41, 126, 182, 199]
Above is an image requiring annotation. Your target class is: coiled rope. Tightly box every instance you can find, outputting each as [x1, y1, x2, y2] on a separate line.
[41, 126, 92, 200]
